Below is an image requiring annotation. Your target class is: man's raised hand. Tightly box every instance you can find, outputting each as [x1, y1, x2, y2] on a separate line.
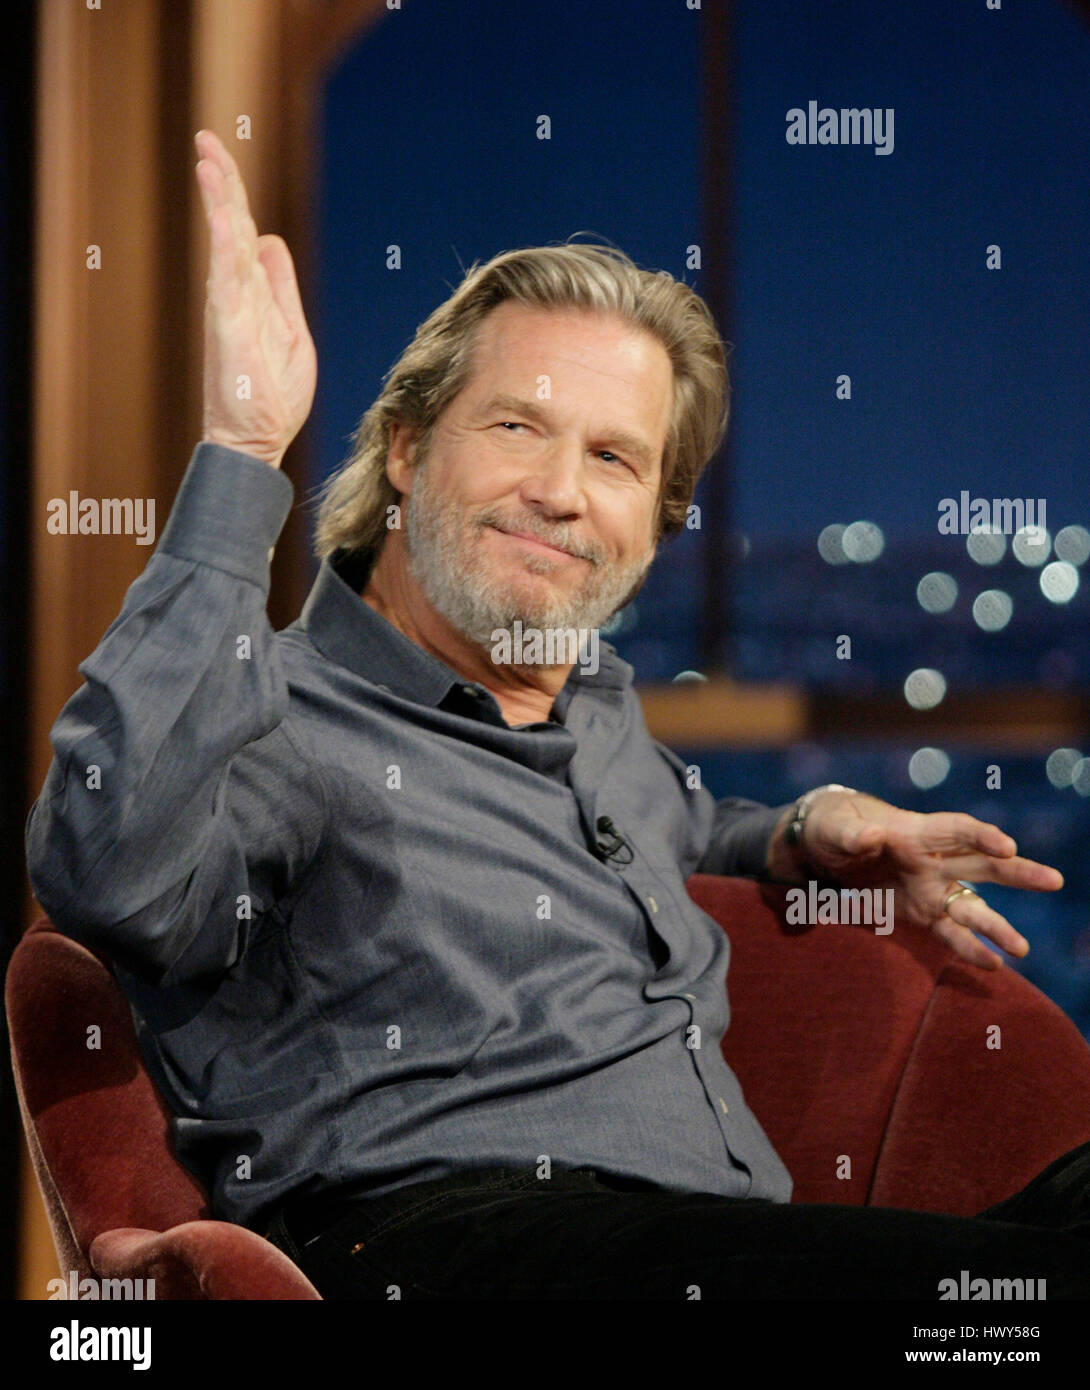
[195, 129, 317, 470]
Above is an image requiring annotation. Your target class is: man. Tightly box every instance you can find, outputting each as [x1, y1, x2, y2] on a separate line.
[25, 130, 1090, 1299]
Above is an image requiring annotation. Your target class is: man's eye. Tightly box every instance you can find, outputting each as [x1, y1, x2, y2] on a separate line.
[498, 421, 526, 432]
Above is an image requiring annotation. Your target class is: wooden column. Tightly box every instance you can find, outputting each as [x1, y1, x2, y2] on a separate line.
[22, 0, 389, 1302]
[23, 0, 171, 1301]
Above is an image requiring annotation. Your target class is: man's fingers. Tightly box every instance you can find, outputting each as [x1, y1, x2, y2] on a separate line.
[929, 915, 1003, 970]
[195, 129, 249, 220]
[194, 128, 222, 169]
[257, 236, 307, 334]
[195, 130, 259, 279]
[195, 132, 239, 237]
[927, 852, 1063, 893]
[927, 885, 1020, 968]
[195, 156, 217, 219]
[206, 130, 261, 250]
[915, 811, 1017, 857]
[195, 128, 226, 162]
[205, 201, 242, 317]
[939, 889, 1029, 960]
[198, 154, 271, 323]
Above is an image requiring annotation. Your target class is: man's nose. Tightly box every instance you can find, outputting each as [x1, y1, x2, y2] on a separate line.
[518, 439, 588, 515]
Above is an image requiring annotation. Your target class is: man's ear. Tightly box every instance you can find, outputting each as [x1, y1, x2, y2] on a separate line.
[386, 421, 420, 495]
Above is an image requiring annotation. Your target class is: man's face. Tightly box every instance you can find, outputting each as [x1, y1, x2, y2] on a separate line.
[394, 302, 673, 649]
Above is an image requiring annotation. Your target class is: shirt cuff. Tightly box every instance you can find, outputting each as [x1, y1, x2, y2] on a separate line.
[712, 800, 796, 879]
[156, 442, 295, 588]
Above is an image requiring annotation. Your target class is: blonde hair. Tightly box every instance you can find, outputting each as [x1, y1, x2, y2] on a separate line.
[313, 240, 729, 561]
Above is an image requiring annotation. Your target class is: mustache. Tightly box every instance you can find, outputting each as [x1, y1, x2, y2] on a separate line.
[476, 512, 604, 564]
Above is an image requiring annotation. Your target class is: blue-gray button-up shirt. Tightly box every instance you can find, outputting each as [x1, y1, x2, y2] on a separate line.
[26, 443, 795, 1231]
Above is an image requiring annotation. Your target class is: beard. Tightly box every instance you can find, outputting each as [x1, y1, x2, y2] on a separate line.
[402, 454, 655, 655]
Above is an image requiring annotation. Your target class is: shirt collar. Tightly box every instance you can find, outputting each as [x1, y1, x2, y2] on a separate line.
[293, 551, 634, 709]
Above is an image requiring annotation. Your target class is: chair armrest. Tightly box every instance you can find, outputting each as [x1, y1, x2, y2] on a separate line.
[685, 874, 1090, 1213]
[89, 1221, 321, 1300]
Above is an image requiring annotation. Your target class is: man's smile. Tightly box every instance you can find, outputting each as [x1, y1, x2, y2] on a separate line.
[486, 522, 589, 562]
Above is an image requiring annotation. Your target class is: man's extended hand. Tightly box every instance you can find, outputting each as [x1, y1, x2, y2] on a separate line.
[194, 129, 317, 470]
[767, 790, 1063, 970]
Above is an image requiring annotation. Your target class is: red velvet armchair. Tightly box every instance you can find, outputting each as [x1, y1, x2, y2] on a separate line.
[8, 874, 1090, 1300]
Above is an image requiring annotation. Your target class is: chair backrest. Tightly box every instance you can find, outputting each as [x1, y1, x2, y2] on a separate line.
[6, 919, 210, 1278]
[689, 875, 1090, 1215]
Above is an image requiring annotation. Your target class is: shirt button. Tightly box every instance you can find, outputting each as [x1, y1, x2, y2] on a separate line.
[647, 896, 658, 913]
[682, 992, 695, 1000]
[719, 1097, 729, 1115]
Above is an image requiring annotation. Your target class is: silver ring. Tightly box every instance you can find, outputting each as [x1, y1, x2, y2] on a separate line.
[942, 882, 978, 914]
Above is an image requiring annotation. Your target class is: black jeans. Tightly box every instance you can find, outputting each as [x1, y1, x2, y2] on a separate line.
[263, 1142, 1090, 1299]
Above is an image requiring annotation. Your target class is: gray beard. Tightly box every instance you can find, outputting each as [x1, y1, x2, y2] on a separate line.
[402, 457, 654, 653]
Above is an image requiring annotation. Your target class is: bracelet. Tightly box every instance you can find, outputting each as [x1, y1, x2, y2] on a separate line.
[783, 784, 858, 862]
